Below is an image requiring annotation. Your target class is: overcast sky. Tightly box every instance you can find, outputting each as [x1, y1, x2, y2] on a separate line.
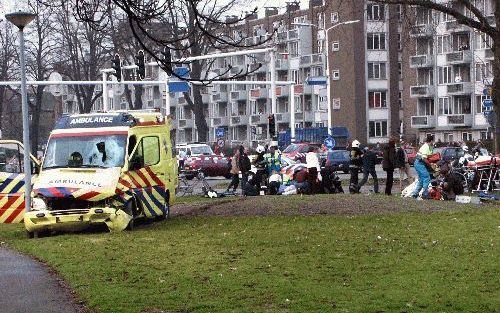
[0, 0, 310, 19]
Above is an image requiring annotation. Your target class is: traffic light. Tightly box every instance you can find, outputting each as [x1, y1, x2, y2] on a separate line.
[136, 50, 145, 80]
[268, 114, 276, 138]
[111, 54, 122, 82]
[161, 47, 172, 68]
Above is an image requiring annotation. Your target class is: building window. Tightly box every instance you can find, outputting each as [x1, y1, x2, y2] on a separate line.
[475, 62, 493, 82]
[317, 12, 325, 29]
[436, 35, 451, 54]
[317, 40, 325, 53]
[366, 3, 385, 21]
[369, 121, 388, 137]
[368, 91, 387, 108]
[398, 62, 402, 78]
[397, 33, 402, 50]
[368, 62, 387, 79]
[443, 132, 453, 142]
[438, 97, 451, 115]
[438, 66, 453, 84]
[480, 131, 492, 140]
[332, 41, 340, 51]
[331, 12, 339, 24]
[477, 33, 493, 49]
[367, 33, 386, 50]
[462, 132, 472, 142]
[333, 98, 340, 109]
[399, 91, 403, 108]
[332, 70, 340, 80]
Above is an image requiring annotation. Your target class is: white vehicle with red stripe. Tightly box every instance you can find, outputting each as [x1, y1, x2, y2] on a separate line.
[177, 143, 231, 179]
[24, 111, 177, 237]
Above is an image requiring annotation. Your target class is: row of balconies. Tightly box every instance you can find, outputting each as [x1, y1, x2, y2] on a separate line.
[204, 110, 321, 128]
[409, 18, 493, 39]
[410, 50, 473, 68]
[411, 113, 488, 129]
[410, 82, 474, 98]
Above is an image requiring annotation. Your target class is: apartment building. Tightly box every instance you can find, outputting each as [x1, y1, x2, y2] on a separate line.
[404, 1, 496, 143]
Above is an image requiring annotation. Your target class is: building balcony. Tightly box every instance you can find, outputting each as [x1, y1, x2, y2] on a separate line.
[410, 85, 435, 98]
[178, 118, 195, 129]
[411, 115, 436, 129]
[210, 116, 229, 127]
[288, 29, 299, 40]
[275, 112, 290, 123]
[409, 24, 434, 37]
[293, 84, 313, 95]
[230, 115, 249, 126]
[275, 59, 289, 71]
[275, 86, 290, 97]
[300, 54, 323, 67]
[410, 55, 434, 68]
[249, 62, 268, 73]
[294, 111, 314, 121]
[445, 20, 469, 33]
[229, 65, 244, 75]
[445, 114, 473, 127]
[249, 88, 269, 99]
[485, 49, 494, 60]
[250, 114, 267, 124]
[201, 93, 209, 104]
[446, 82, 473, 95]
[230, 90, 247, 101]
[211, 92, 228, 103]
[445, 50, 472, 64]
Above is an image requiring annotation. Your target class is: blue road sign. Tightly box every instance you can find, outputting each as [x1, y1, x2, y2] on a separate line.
[215, 127, 225, 138]
[483, 99, 493, 108]
[305, 76, 328, 86]
[168, 67, 190, 93]
[324, 136, 336, 149]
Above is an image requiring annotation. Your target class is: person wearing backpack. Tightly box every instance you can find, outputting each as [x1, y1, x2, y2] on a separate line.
[238, 146, 251, 196]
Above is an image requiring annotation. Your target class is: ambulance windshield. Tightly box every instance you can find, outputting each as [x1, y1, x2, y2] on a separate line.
[43, 135, 127, 169]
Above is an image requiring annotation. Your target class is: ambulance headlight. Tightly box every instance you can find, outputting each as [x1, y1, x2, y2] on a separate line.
[32, 197, 47, 211]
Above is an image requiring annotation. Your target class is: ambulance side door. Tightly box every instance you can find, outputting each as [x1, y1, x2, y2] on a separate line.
[128, 135, 166, 218]
[161, 131, 177, 202]
[0, 141, 38, 223]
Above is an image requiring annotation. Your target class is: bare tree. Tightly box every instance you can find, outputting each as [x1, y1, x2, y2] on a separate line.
[368, 0, 499, 150]
[52, 0, 110, 113]
[0, 20, 17, 138]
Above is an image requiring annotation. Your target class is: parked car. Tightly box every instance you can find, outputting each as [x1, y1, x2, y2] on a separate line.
[178, 143, 231, 179]
[324, 150, 350, 174]
[282, 143, 323, 163]
[433, 146, 465, 164]
[405, 146, 417, 165]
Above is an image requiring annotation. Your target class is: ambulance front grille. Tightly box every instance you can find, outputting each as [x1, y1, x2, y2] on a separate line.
[47, 198, 96, 211]
[50, 209, 90, 216]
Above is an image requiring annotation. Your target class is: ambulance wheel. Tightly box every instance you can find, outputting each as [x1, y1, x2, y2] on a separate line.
[124, 200, 136, 230]
[26, 231, 34, 239]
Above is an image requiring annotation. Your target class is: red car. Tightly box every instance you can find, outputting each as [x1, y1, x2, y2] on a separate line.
[282, 143, 323, 163]
[178, 144, 231, 179]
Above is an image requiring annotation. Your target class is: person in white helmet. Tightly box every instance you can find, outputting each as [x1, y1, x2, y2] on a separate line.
[458, 145, 473, 166]
[349, 139, 364, 193]
[250, 145, 267, 190]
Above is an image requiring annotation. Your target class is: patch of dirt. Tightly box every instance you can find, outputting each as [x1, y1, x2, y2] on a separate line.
[171, 194, 489, 218]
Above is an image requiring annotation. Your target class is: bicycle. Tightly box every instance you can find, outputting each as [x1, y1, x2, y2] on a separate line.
[176, 170, 212, 196]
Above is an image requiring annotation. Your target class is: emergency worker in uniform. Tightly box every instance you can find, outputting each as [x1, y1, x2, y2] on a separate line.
[349, 140, 363, 194]
[264, 144, 281, 175]
[411, 134, 434, 199]
[250, 145, 267, 190]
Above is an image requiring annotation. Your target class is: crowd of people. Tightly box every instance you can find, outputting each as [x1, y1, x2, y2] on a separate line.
[217, 135, 488, 200]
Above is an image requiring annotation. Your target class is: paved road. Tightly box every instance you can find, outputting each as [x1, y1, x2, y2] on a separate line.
[0, 246, 83, 313]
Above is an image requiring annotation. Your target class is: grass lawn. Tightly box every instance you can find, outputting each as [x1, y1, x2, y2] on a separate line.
[0, 195, 499, 313]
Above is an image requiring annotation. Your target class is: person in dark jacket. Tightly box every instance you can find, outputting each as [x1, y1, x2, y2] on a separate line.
[349, 140, 363, 193]
[382, 138, 396, 195]
[357, 146, 379, 193]
[238, 146, 251, 196]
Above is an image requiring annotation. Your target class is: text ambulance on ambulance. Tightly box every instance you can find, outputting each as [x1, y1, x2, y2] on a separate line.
[24, 111, 177, 237]
[0, 140, 40, 223]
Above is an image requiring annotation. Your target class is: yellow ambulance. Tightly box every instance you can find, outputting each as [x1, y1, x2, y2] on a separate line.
[24, 111, 177, 237]
[0, 140, 40, 223]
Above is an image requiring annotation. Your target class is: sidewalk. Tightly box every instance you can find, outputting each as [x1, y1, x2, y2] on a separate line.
[0, 246, 84, 313]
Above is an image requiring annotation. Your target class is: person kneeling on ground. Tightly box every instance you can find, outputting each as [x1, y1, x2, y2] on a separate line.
[438, 167, 464, 200]
[268, 170, 282, 195]
[293, 168, 311, 194]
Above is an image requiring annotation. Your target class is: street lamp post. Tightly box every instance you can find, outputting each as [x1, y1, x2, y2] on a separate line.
[5, 11, 37, 214]
[292, 20, 359, 136]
